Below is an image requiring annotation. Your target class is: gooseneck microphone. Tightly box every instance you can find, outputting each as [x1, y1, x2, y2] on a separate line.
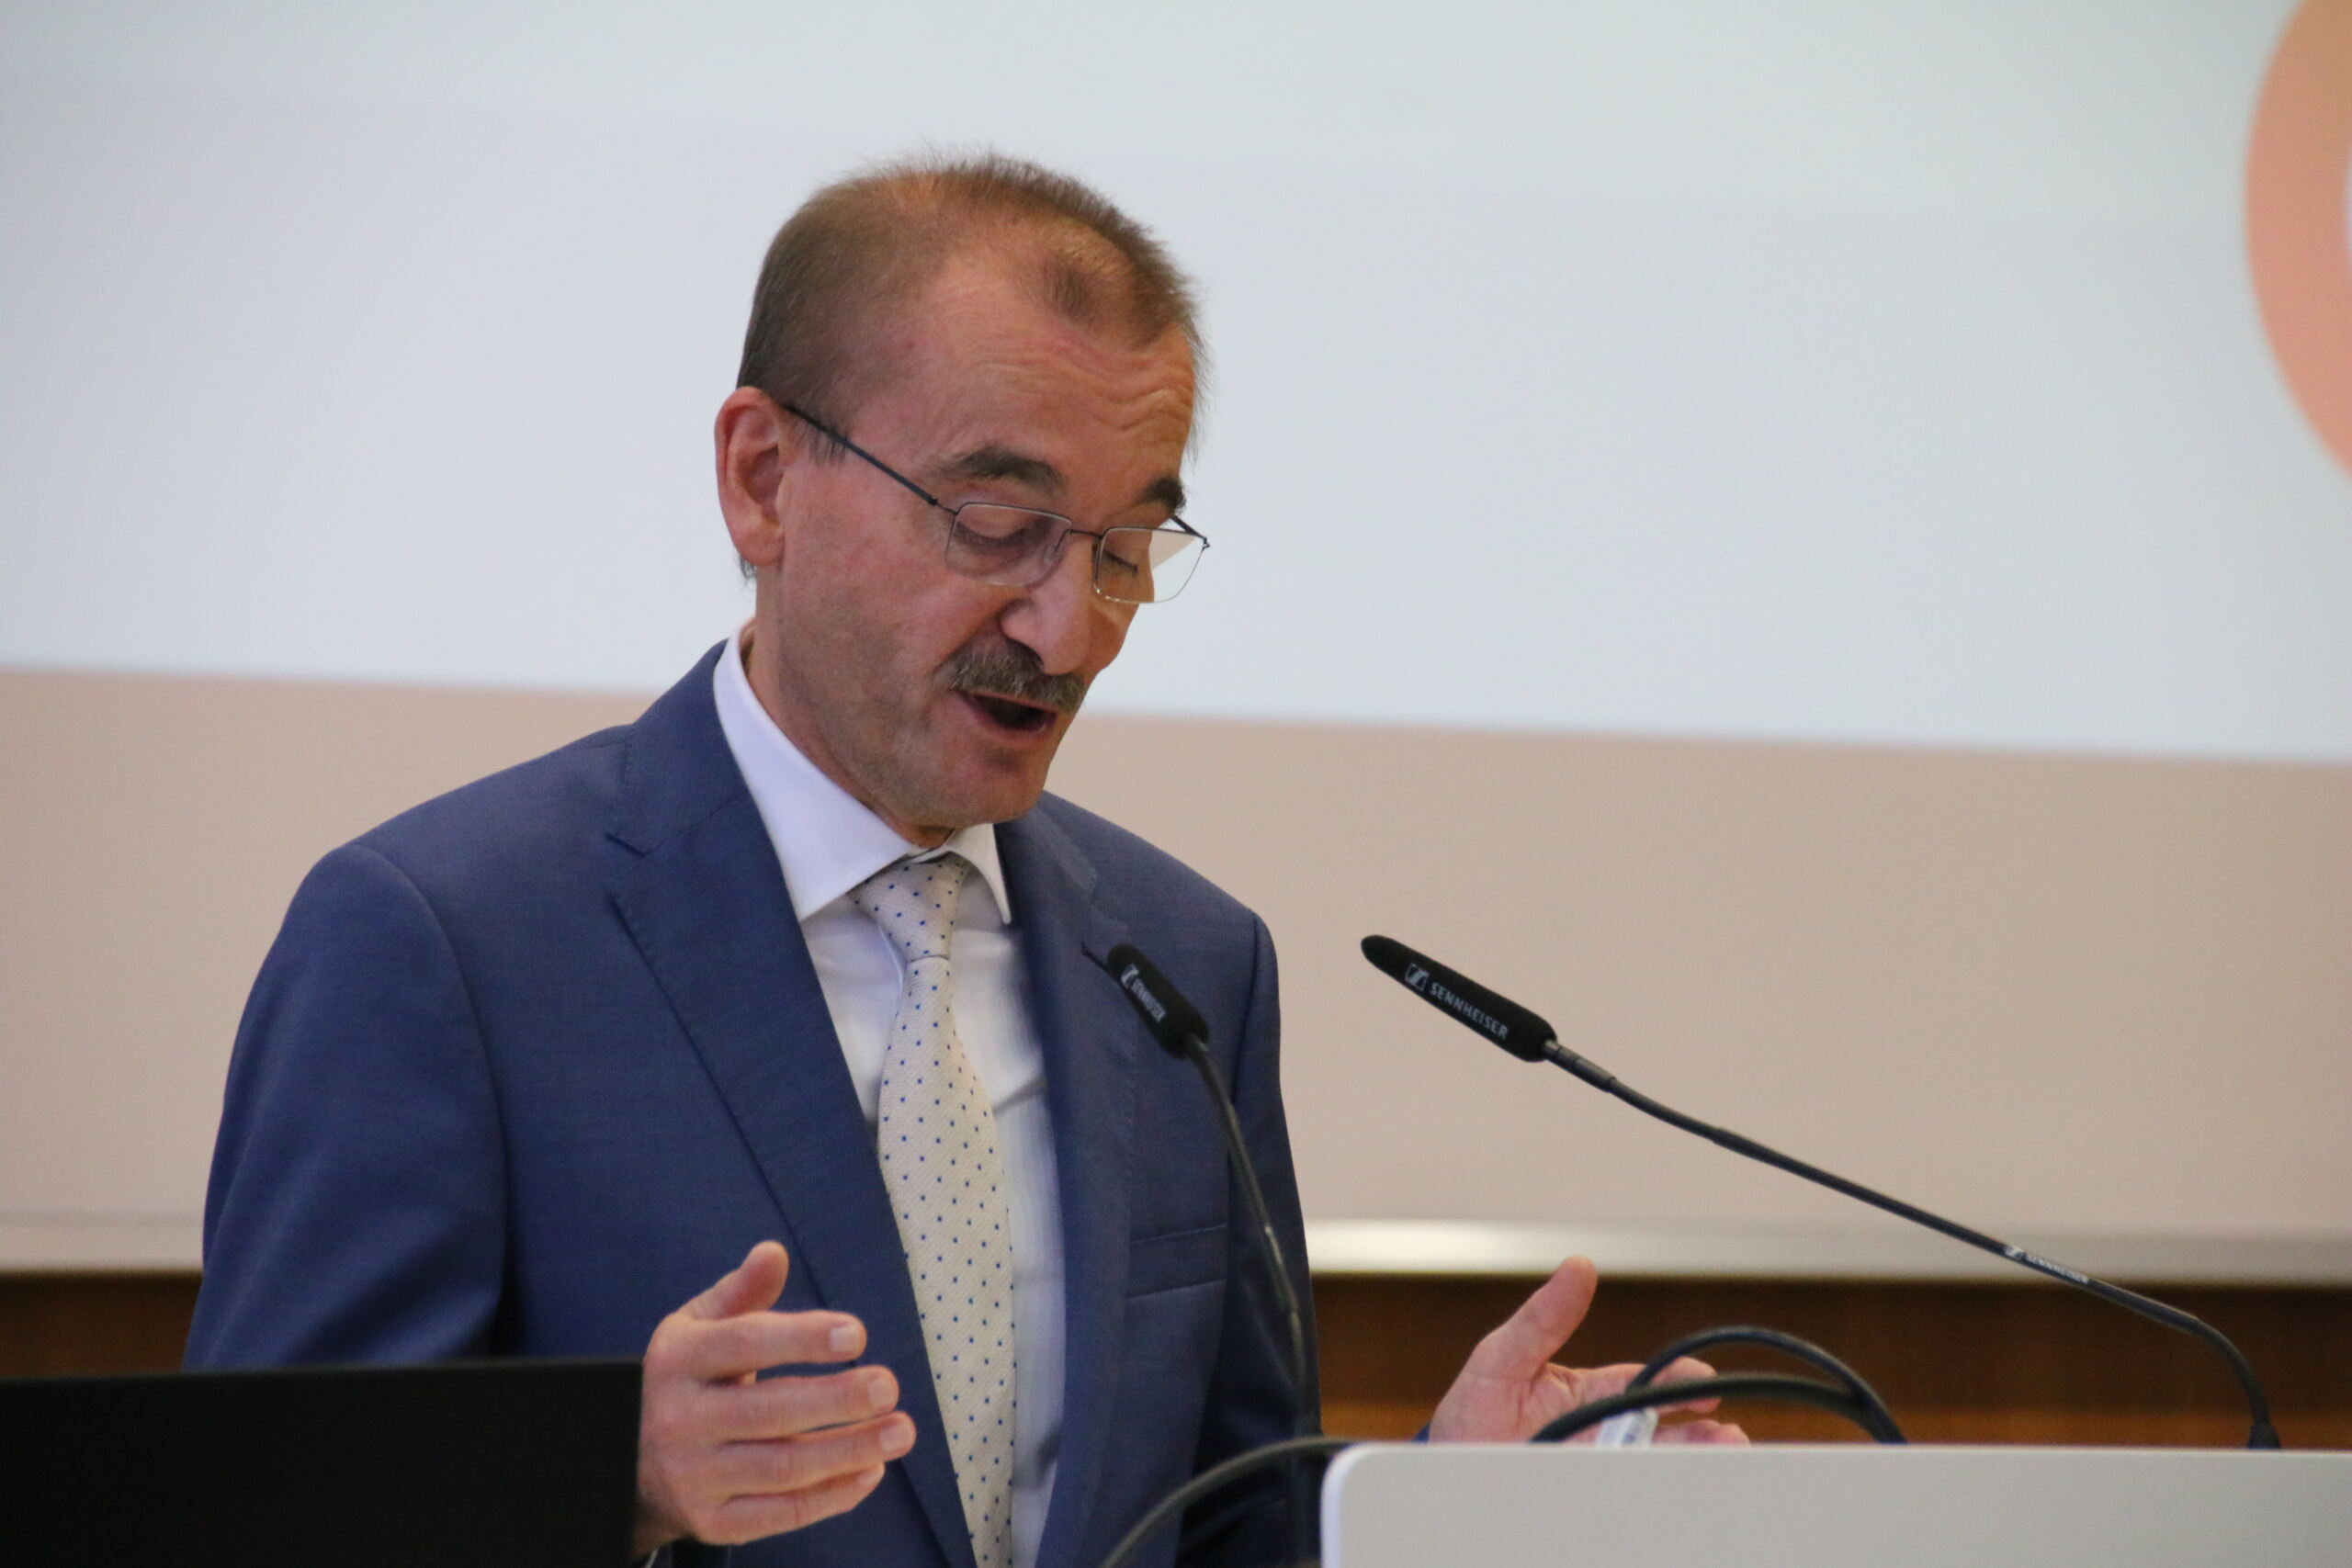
[1099, 943, 1318, 1565]
[1359, 934, 2283, 1450]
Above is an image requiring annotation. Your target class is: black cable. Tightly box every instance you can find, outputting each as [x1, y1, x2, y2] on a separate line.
[1627, 1325, 1905, 1443]
[1532, 1372, 1904, 1446]
[1094, 1435, 1356, 1568]
[1102, 1371, 1889, 1567]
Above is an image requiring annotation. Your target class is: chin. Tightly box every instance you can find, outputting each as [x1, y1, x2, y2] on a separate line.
[953, 765, 1055, 827]
[894, 761, 1049, 833]
[961, 778, 1051, 827]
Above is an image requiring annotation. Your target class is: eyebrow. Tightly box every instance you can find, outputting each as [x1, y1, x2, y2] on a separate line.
[938, 444, 1066, 497]
[938, 443, 1188, 517]
[1141, 474, 1188, 515]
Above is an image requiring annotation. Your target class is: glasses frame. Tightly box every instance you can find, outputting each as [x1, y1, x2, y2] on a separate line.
[779, 402, 1208, 604]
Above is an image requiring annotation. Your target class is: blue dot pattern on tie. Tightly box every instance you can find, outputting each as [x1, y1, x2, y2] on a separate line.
[851, 852, 1015, 1568]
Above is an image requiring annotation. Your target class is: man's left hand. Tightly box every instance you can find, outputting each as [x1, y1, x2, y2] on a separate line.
[1428, 1256, 1749, 1445]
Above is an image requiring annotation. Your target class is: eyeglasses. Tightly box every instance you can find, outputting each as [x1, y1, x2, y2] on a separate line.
[780, 403, 1209, 604]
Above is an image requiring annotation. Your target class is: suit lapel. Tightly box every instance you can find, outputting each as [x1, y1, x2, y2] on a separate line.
[605, 649, 976, 1568]
[997, 807, 1145, 1568]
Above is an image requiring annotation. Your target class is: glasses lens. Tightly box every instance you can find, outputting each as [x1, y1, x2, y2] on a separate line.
[944, 505, 1065, 584]
[1095, 525, 1204, 604]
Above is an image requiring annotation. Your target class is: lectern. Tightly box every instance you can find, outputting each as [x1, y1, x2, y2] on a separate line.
[1321, 1443, 2352, 1566]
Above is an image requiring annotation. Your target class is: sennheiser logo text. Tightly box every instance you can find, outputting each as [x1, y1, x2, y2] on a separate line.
[1427, 979, 1509, 1042]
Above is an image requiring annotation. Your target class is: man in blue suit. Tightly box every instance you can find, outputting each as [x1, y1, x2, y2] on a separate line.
[189, 154, 1736, 1568]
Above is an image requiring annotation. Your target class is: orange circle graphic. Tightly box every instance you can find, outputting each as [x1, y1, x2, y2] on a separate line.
[2248, 0, 2352, 479]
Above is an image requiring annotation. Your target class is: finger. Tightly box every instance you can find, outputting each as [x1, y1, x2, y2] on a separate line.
[709, 1365, 900, 1440]
[1645, 1355, 1721, 1389]
[679, 1308, 868, 1382]
[1571, 1358, 1724, 1413]
[704, 1462, 889, 1545]
[710, 1414, 915, 1499]
[1656, 1418, 1749, 1445]
[685, 1241, 793, 1322]
[1461, 1258, 1599, 1383]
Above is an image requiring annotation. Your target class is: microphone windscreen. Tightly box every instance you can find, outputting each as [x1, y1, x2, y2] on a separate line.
[1102, 942, 1211, 1056]
[1360, 935, 1556, 1062]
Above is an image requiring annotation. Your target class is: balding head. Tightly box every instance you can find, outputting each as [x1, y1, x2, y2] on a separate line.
[713, 155, 1198, 844]
[736, 152, 1201, 434]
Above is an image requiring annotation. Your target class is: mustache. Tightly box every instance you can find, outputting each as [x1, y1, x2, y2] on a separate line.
[943, 639, 1090, 716]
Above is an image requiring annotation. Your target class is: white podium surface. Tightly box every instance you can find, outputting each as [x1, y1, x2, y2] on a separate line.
[1321, 1444, 2352, 1566]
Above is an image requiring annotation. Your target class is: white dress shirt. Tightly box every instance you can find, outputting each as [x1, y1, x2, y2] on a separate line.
[712, 633, 1065, 1568]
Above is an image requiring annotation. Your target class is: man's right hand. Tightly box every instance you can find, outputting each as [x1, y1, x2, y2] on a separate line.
[634, 1241, 915, 1555]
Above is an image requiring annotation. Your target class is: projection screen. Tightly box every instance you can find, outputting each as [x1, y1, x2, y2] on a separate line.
[3, 0, 2348, 1278]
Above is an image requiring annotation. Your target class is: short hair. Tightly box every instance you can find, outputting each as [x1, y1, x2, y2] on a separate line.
[735, 152, 1202, 433]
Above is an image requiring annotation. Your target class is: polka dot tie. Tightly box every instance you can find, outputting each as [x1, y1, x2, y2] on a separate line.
[851, 853, 1015, 1568]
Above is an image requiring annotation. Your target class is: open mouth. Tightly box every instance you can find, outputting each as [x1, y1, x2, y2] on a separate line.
[960, 690, 1058, 735]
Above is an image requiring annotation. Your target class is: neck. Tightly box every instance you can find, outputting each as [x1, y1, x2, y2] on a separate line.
[739, 628, 955, 851]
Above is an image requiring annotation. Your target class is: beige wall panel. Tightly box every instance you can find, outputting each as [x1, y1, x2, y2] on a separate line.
[0, 670, 644, 1250]
[1049, 716, 2352, 1241]
[4, 668, 2348, 1269]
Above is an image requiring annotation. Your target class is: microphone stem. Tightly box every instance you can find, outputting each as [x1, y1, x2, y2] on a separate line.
[1183, 1040, 1313, 1427]
[1182, 1038, 1318, 1565]
[1540, 1042, 2280, 1449]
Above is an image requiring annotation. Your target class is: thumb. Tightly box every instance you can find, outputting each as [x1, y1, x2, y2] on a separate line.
[1464, 1256, 1599, 1382]
[684, 1240, 791, 1321]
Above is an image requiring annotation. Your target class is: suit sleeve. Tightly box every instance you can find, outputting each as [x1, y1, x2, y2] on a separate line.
[1178, 914, 1322, 1567]
[186, 842, 508, 1368]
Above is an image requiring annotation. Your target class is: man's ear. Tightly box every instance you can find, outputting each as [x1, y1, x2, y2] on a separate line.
[714, 387, 803, 572]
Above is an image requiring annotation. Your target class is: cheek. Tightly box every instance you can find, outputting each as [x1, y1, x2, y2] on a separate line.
[890, 585, 1022, 681]
[1089, 606, 1136, 674]
[782, 520, 950, 668]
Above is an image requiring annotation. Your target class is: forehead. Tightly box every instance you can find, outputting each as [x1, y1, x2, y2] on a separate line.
[857, 250, 1196, 480]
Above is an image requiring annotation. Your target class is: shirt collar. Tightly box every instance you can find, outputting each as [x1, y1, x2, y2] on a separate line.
[711, 627, 1014, 926]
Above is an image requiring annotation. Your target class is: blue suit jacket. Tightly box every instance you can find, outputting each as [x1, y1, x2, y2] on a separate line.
[187, 645, 1317, 1568]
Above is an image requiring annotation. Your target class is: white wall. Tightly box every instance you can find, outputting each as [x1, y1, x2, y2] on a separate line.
[5, 0, 2346, 758]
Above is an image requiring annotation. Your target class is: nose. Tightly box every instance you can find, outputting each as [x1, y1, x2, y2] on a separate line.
[999, 535, 1124, 675]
